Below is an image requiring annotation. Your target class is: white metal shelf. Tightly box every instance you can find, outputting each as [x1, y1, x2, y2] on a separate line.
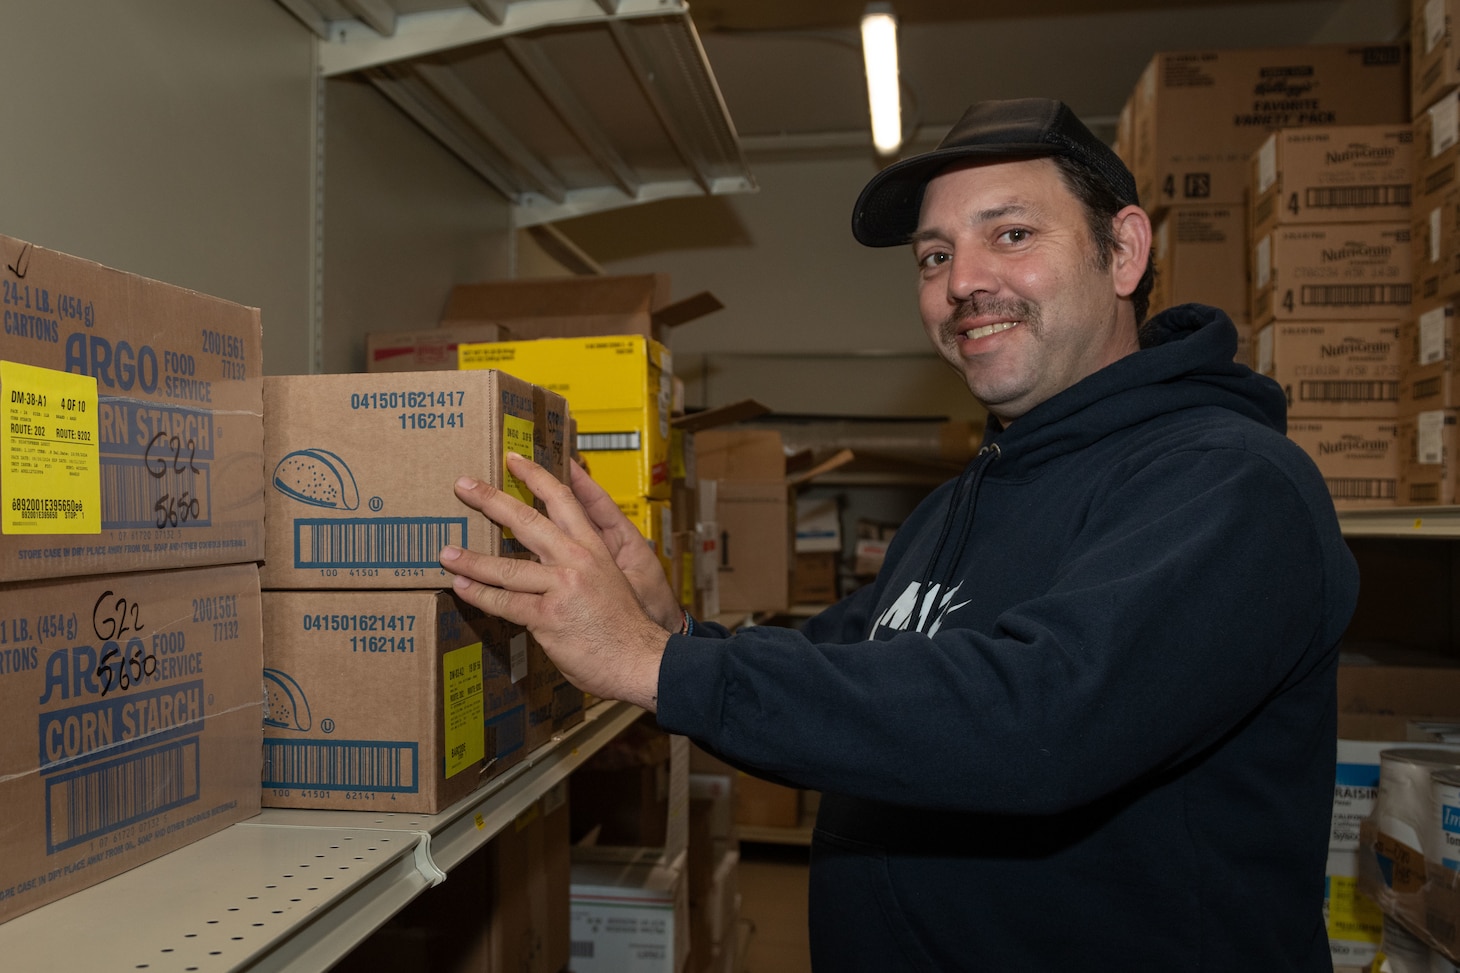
[1338, 506, 1460, 538]
[0, 699, 642, 973]
[274, 0, 755, 226]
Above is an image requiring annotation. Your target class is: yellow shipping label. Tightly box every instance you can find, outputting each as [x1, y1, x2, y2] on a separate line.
[442, 642, 485, 778]
[1325, 874, 1382, 942]
[503, 413, 535, 506]
[1, 361, 100, 534]
[501, 413, 535, 542]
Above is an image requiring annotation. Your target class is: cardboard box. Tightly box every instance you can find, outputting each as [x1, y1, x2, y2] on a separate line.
[570, 721, 688, 865]
[1415, 90, 1460, 207]
[1332, 653, 1460, 865]
[617, 496, 673, 584]
[1128, 44, 1409, 214]
[1411, 185, 1460, 302]
[1249, 125, 1413, 240]
[1399, 359, 1460, 413]
[459, 336, 672, 501]
[1398, 409, 1460, 505]
[713, 482, 790, 614]
[1325, 848, 1384, 967]
[488, 780, 571, 973]
[0, 563, 263, 924]
[521, 630, 584, 755]
[794, 494, 841, 553]
[261, 589, 533, 813]
[364, 323, 512, 373]
[0, 235, 264, 582]
[1255, 321, 1400, 418]
[791, 551, 838, 605]
[569, 849, 689, 973]
[261, 370, 567, 589]
[441, 274, 719, 345]
[735, 774, 801, 829]
[1250, 223, 1412, 326]
[1286, 419, 1399, 507]
[693, 429, 784, 482]
[695, 430, 789, 614]
[1402, 297, 1460, 368]
[1414, 0, 1460, 113]
[1149, 205, 1248, 318]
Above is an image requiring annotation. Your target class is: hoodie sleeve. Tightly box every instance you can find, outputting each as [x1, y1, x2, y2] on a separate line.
[654, 442, 1357, 815]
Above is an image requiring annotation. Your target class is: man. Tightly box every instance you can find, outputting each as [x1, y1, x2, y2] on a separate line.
[440, 98, 1359, 970]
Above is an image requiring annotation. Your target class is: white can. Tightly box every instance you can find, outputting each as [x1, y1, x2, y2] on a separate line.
[1433, 767, 1460, 872]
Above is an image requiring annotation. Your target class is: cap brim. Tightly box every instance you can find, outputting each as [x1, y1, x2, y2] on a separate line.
[851, 142, 1061, 248]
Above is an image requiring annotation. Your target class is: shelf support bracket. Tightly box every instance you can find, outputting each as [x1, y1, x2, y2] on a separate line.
[411, 831, 449, 887]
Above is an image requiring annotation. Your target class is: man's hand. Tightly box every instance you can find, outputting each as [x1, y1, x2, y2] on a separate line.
[439, 453, 669, 711]
[568, 460, 683, 632]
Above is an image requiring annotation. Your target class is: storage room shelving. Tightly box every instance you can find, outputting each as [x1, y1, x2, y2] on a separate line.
[0, 699, 641, 973]
[1, 510, 1457, 967]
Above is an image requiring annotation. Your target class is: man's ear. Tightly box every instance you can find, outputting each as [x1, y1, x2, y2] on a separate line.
[1109, 205, 1152, 299]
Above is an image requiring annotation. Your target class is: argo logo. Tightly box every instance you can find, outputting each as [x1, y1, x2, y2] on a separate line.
[63, 333, 160, 393]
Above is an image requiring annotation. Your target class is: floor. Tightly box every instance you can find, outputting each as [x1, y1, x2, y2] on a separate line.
[735, 843, 812, 973]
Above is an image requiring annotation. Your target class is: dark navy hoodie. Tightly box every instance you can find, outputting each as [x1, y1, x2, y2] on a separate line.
[656, 304, 1359, 971]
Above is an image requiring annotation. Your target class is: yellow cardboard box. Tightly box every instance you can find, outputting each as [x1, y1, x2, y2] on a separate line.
[460, 336, 672, 500]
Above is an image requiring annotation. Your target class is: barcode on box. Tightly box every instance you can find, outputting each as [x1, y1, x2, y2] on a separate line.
[263, 739, 418, 792]
[571, 942, 595, 958]
[578, 431, 641, 452]
[293, 518, 467, 568]
[101, 458, 211, 529]
[1298, 380, 1397, 403]
[1299, 284, 1411, 308]
[46, 739, 200, 853]
[1304, 185, 1408, 209]
[1327, 477, 1396, 500]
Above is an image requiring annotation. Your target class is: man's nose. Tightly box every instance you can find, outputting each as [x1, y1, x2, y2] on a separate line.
[946, 249, 997, 304]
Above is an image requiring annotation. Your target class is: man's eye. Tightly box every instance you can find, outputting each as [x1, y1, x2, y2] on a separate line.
[999, 228, 1031, 244]
[918, 252, 950, 269]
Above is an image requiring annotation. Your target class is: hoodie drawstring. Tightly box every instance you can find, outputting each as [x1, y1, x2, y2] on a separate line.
[907, 443, 1000, 632]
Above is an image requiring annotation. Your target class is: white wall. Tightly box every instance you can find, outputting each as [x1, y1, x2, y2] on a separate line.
[0, 0, 519, 378]
[0, 0, 316, 376]
[319, 77, 514, 375]
[558, 155, 982, 422]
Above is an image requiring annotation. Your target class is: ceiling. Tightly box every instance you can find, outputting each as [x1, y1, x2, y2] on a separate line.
[275, 0, 1408, 222]
[691, 0, 1410, 156]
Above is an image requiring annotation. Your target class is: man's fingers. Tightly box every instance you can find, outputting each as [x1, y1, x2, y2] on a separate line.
[502, 453, 605, 545]
[446, 569, 533, 628]
[439, 544, 551, 594]
[571, 460, 634, 543]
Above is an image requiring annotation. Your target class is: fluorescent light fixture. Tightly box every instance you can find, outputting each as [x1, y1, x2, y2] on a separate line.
[861, 2, 902, 155]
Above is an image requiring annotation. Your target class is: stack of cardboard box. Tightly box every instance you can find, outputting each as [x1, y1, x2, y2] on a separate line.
[566, 717, 694, 973]
[1401, 0, 1460, 505]
[1117, 42, 1411, 367]
[0, 235, 267, 924]
[259, 368, 581, 816]
[1247, 123, 1412, 510]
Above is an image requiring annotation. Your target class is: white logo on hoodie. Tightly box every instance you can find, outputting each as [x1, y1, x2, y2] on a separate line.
[872, 581, 971, 637]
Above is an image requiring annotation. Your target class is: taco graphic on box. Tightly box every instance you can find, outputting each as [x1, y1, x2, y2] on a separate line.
[273, 447, 360, 510]
[263, 667, 312, 731]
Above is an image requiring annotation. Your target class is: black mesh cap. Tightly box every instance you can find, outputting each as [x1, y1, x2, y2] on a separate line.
[851, 98, 1139, 247]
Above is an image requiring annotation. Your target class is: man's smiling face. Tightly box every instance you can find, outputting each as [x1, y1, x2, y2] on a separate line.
[912, 156, 1140, 425]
